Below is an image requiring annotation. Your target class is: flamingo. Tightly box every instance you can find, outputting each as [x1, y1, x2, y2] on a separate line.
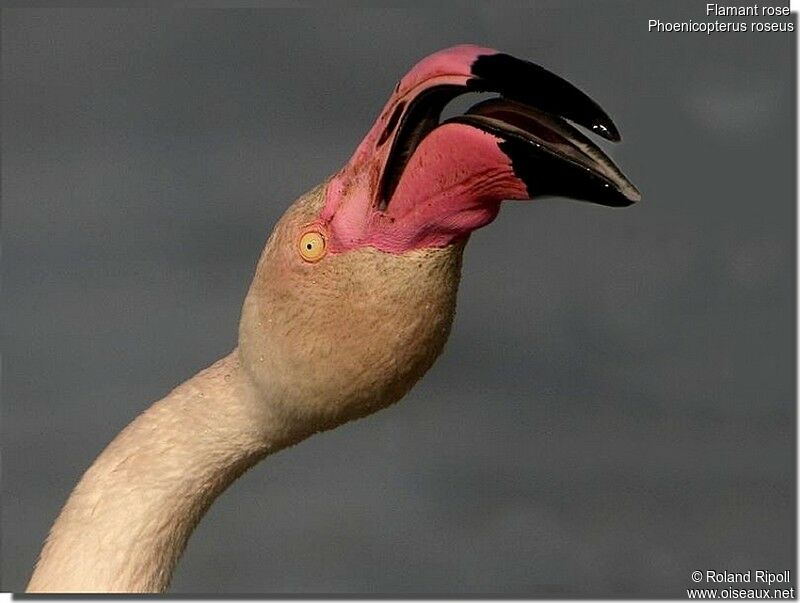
[27, 45, 640, 593]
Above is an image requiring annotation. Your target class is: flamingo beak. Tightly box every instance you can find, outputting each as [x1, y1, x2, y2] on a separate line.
[322, 46, 640, 254]
[377, 49, 640, 210]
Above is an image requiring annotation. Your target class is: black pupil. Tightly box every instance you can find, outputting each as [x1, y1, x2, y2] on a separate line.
[306, 243, 313, 250]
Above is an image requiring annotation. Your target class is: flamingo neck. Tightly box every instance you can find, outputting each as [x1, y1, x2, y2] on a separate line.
[27, 350, 297, 593]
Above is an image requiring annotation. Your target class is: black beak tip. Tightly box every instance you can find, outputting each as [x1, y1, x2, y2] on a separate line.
[609, 188, 641, 207]
[591, 121, 621, 142]
[498, 138, 641, 208]
[471, 52, 624, 144]
[598, 180, 642, 207]
[578, 181, 640, 207]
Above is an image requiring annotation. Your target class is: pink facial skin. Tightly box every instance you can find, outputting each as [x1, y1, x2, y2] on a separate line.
[318, 45, 530, 255]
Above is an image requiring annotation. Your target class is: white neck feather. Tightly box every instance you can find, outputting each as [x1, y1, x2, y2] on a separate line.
[27, 351, 297, 593]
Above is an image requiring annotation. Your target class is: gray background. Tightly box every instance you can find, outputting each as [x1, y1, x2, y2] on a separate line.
[2, 2, 795, 596]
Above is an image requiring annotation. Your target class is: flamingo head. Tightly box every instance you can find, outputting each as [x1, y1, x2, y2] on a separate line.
[239, 46, 639, 433]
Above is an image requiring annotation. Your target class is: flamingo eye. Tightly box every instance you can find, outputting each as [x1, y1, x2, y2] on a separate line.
[298, 231, 326, 262]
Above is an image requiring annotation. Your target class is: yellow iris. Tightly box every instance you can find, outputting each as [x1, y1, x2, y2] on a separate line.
[298, 231, 326, 262]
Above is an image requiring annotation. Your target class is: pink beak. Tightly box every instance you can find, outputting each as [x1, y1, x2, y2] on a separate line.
[321, 45, 640, 254]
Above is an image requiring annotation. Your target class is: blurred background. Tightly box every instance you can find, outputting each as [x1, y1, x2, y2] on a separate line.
[2, 2, 795, 596]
